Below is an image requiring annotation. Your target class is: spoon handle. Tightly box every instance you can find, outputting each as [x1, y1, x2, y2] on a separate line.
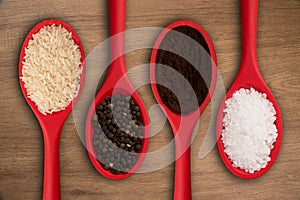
[241, 0, 258, 66]
[42, 125, 63, 200]
[174, 147, 192, 200]
[173, 118, 196, 200]
[107, 0, 127, 82]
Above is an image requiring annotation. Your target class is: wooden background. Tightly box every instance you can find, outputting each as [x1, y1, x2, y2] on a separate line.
[0, 0, 299, 199]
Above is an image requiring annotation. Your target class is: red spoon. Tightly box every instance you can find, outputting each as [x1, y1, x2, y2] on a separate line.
[85, 0, 149, 180]
[19, 19, 85, 200]
[150, 20, 217, 200]
[216, 0, 282, 179]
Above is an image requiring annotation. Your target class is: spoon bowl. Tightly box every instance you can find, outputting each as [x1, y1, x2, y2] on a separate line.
[85, 86, 149, 180]
[19, 19, 85, 200]
[150, 20, 217, 200]
[216, 0, 282, 179]
[85, 0, 149, 180]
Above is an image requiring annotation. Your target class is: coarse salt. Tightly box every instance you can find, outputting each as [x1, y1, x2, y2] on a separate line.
[222, 88, 278, 173]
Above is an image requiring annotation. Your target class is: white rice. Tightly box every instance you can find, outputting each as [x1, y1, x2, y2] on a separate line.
[21, 24, 82, 115]
[222, 88, 278, 173]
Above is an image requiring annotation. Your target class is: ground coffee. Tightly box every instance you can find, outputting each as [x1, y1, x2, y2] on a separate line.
[155, 26, 212, 114]
[92, 95, 144, 174]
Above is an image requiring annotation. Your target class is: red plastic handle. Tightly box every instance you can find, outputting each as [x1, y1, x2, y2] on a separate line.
[42, 124, 63, 200]
[108, 0, 126, 81]
[174, 147, 192, 200]
[241, 0, 258, 63]
[172, 117, 196, 200]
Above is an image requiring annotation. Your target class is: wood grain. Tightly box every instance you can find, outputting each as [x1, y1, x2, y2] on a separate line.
[0, 0, 299, 199]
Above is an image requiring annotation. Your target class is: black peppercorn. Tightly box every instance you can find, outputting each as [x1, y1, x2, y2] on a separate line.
[92, 95, 144, 174]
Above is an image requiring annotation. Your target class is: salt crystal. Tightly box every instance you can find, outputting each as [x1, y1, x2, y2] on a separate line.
[222, 88, 278, 173]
